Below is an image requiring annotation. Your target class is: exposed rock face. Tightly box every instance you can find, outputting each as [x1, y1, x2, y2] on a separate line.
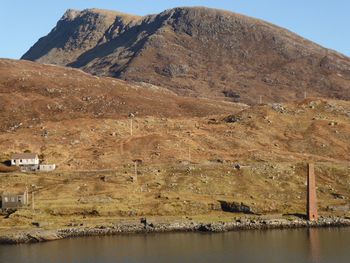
[219, 201, 254, 214]
[22, 9, 140, 66]
[22, 7, 350, 104]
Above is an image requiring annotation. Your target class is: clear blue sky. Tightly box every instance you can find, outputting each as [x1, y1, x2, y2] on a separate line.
[1, 0, 349, 59]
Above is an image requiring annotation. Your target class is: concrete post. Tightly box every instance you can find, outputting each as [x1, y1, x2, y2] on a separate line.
[307, 163, 318, 221]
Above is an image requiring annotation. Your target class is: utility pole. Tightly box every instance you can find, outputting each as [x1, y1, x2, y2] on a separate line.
[32, 191, 35, 211]
[304, 91, 307, 99]
[259, 95, 262, 104]
[25, 186, 29, 206]
[129, 113, 135, 136]
[130, 118, 133, 136]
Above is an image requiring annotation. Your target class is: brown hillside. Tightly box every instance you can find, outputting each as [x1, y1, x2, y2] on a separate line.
[0, 59, 349, 170]
[22, 7, 350, 104]
[0, 59, 244, 132]
[0, 59, 350, 222]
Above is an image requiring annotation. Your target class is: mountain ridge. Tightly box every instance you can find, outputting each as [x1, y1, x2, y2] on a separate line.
[22, 6, 350, 104]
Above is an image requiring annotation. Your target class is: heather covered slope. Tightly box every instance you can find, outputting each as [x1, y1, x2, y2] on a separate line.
[0, 59, 350, 226]
[22, 7, 350, 104]
[1, 97, 350, 220]
[0, 60, 349, 170]
[0, 59, 243, 132]
[0, 59, 349, 170]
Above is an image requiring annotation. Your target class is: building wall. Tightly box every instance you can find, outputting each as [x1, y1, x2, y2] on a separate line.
[11, 158, 39, 166]
[20, 165, 39, 172]
[39, 164, 56, 171]
[1, 194, 27, 209]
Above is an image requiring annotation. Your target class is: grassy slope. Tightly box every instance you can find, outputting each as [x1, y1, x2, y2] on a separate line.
[0, 59, 349, 231]
[1, 99, 350, 231]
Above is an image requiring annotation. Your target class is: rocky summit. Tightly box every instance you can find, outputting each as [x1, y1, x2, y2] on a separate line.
[22, 7, 350, 104]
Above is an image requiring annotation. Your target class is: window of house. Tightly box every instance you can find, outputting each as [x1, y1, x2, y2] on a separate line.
[11, 197, 15, 202]
[20, 159, 22, 163]
[4, 197, 8, 202]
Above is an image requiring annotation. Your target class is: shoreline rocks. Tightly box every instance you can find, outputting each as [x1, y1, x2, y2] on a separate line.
[1, 216, 350, 245]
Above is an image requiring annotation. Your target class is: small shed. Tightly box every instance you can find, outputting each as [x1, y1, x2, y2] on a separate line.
[1, 191, 28, 209]
[39, 164, 56, 172]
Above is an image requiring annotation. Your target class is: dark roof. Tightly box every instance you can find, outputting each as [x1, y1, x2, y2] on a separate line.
[11, 153, 38, 159]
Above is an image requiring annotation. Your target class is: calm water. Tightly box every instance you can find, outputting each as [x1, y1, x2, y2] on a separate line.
[1, 228, 350, 263]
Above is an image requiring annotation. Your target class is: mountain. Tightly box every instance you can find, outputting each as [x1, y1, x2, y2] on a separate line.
[22, 7, 350, 104]
[21, 9, 140, 66]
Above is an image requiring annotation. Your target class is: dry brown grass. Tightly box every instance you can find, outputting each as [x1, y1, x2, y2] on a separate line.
[0, 60, 349, 232]
[0, 161, 349, 232]
[0, 59, 244, 132]
[1, 97, 349, 171]
[0, 164, 18, 173]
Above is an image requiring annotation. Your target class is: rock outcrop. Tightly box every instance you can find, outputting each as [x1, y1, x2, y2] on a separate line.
[219, 201, 254, 214]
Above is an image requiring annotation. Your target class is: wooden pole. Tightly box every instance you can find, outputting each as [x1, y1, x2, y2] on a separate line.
[32, 191, 35, 211]
[25, 186, 29, 206]
[130, 119, 133, 136]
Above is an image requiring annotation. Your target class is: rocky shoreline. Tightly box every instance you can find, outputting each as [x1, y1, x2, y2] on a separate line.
[1, 216, 350, 245]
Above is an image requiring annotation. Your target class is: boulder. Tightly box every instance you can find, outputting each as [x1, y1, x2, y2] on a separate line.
[224, 115, 240, 123]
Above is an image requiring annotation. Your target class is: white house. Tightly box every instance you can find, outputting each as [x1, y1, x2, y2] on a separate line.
[11, 153, 39, 170]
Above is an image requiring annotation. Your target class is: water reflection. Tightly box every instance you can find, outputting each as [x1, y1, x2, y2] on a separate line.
[308, 228, 320, 263]
[1, 228, 350, 263]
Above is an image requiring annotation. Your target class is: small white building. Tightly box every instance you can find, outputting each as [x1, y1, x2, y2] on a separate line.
[39, 164, 56, 172]
[11, 153, 39, 170]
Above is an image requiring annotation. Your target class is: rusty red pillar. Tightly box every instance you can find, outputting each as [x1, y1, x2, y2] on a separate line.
[307, 163, 318, 221]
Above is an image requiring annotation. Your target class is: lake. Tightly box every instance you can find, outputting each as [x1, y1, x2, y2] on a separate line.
[1, 228, 350, 263]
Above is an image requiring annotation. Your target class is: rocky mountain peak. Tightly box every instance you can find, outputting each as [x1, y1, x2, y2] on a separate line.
[22, 7, 350, 104]
[61, 8, 80, 21]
